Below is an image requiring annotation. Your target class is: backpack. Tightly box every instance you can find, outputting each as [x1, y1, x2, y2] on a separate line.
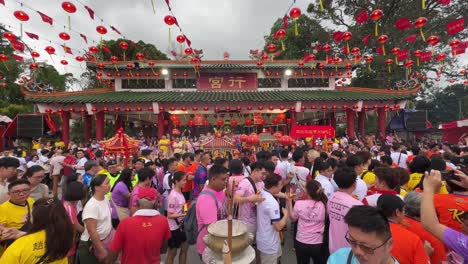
[184, 190, 219, 245]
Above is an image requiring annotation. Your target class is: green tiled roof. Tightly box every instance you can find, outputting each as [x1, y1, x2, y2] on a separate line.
[27, 90, 414, 104]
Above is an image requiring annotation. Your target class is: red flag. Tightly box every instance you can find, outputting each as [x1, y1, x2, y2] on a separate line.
[44, 114, 58, 134]
[80, 34, 88, 44]
[165, 0, 171, 9]
[376, 46, 384, 54]
[25, 31, 39, 40]
[12, 54, 23, 62]
[326, 55, 333, 64]
[452, 45, 466, 55]
[303, 54, 314, 63]
[0, 0, 5, 6]
[394, 17, 412, 30]
[397, 49, 409, 61]
[173, 17, 179, 27]
[84, 6, 95, 20]
[332, 31, 344, 42]
[110, 26, 121, 35]
[355, 10, 368, 25]
[341, 47, 349, 55]
[447, 17, 464, 35]
[362, 34, 371, 45]
[438, 0, 450, 5]
[419, 51, 432, 62]
[11, 40, 25, 53]
[426, 120, 433, 129]
[101, 45, 111, 53]
[404, 34, 418, 42]
[61, 45, 73, 54]
[37, 11, 53, 25]
[283, 15, 289, 30]
[184, 35, 191, 46]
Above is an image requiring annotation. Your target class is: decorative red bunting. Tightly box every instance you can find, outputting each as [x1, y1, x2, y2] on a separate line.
[282, 15, 289, 30]
[61, 45, 73, 54]
[0, 0, 4, 6]
[341, 47, 349, 55]
[37, 11, 53, 25]
[24, 32, 39, 40]
[376, 46, 384, 54]
[12, 54, 24, 62]
[355, 10, 368, 24]
[419, 51, 432, 62]
[397, 49, 409, 61]
[404, 34, 418, 42]
[394, 17, 411, 30]
[11, 40, 25, 52]
[184, 34, 192, 46]
[452, 41, 467, 55]
[110, 26, 121, 35]
[80, 33, 88, 43]
[438, 0, 450, 5]
[102, 45, 111, 53]
[447, 17, 464, 35]
[362, 34, 371, 45]
[332, 31, 344, 42]
[84, 6, 95, 20]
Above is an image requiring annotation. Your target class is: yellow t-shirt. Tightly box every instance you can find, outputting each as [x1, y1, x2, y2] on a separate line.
[158, 139, 170, 152]
[0, 230, 67, 264]
[0, 198, 34, 230]
[32, 143, 40, 150]
[360, 170, 376, 186]
[407, 172, 449, 194]
[54, 141, 65, 148]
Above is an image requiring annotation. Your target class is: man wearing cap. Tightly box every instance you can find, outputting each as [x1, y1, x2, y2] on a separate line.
[106, 187, 171, 264]
[82, 160, 101, 187]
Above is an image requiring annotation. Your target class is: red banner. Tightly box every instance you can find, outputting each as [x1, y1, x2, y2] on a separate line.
[355, 10, 368, 25]
[394, 17, 411, 30]
[197, 73, 257, 91]
[447, 17, 465, 35]
[290, 125, 335, 139]
[419, 51, 432, 62]
[397, 49, 409, 61]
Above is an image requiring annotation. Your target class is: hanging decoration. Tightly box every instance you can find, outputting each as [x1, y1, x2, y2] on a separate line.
[289, 7, 301, 37]
[386, 59, 393, 73]
[342, 32, 352, 54]
[61, 2, 77, 30]
[426, 35, 440, 54]
[377, 35, 388, 56]
[370, 9, 383, 36]
[365, 56, 373, 71]
[391, 47, 400, 64]
[413, 50, 422, 66]
[414, 17, 428, 41]
[276, 29, 287, 51]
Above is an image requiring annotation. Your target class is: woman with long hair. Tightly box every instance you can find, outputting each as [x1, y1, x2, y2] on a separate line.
[76, 174, 113, 264]
[166, 171, 188, 264]
[288, 180, 329, 264]
[63, 181, 85, 264]
[0, 197, 74, 263]
[110, 168, 133, 228]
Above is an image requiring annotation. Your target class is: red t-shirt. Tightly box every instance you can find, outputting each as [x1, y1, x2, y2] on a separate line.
[390, 223, 429, 264]
[178, 162, 199, 193]
[403, 217, 447, 264]
[434, 193, 468, 232]
[109, 213, 171, 264]
[63, 155, 76, 176]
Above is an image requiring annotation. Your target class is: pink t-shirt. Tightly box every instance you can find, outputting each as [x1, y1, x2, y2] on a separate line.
[63, 201, 78, 256]
[291, 200, 326, 245]
[130, 185, 142, 208]
[167, 190, 186, 231]
[228, 175, 245, 194]
[327, 191, 363, 253]
[195, 187, 226, 255]
[235, 178, 264, 227]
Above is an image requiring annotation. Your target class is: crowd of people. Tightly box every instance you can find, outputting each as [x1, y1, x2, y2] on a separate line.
[0, 133, 467, 264]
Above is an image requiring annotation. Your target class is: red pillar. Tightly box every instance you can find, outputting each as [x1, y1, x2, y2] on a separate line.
[61, 111, 70, 145]
[346, 109, 356, 139]
[289, 111, 297, 134]
[157, 112, 165, 138]
[330, 112, 337, 130]
[96, 112, 105, 140]
[115, 115, 123, 131]
[378, 107, 386, 140]
[358, 111, 365, 138]
[84, 115, 92, 143]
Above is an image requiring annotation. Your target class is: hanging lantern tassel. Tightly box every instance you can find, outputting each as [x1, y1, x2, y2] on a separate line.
[374, 22, 379, 36]
[123, 51, 126, 62]
[150, 0, 156, 14]
[422, 0, 426, 9]
[68, 16, 71, 30]
[395, 56, 398, 65]
[294, 22, 299, 37]
[319, 0, 324, 10]
[346, 42, 350, 54]
[419, 28, 426, 41]
[416, 58, 420, 67]
[388, 65, 391, 73]
[368, 63, 371, 72]
[281, 39, 285, 51]
[382, 45, 386, 56]
[20, 23, 23, 38]
[323, 111, 326, 119]
[365, 111, 368, 120]
[1, 61, 9, 71]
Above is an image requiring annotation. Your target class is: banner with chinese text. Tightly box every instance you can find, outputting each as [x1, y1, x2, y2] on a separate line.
[290, 125, 335, 139]
[197, 73, 257, 90]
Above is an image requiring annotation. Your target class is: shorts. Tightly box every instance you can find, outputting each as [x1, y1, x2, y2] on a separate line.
[168, 228, 187, 249]
[260, 248, 282, 264]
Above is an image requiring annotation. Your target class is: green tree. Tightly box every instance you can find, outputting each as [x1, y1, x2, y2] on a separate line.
[0, 25, 24, 104]
[33, 64, 75, 92]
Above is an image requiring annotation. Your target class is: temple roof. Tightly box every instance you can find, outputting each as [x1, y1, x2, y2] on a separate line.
[24, 85, 420, 104]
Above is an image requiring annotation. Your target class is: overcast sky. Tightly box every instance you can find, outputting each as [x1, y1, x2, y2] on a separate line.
[0, 0, 315, 77]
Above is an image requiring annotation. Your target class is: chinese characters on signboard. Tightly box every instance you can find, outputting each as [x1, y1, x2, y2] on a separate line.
[198, 73, 257, 90]
[290, 125, 336, 139]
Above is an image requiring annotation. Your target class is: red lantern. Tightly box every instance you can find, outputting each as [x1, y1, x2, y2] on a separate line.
[75, 56, 84, 62]
[427, 35, 440, 48]
[289, 7, 301, 19]
[29, 63, 39, 69]
[181, 106, 187, 111]
[276, 29, 286, 39]
[217, 120, 224, 126]
[245, 119, 252, 126]
[176, 35, 185, 44]
[96, 25, 107, 35]
[103, 107, 109, 113]
[267, 43, 276, 52]
[323, 44, 331, 53]
[184, 48, 193, 55]
[258, 106, 264, 110]
[272, 118, 279, 125]
[126, 63, 134, 70]
[89, 46, 99, 53]
[435, 53, 446, 61]
[202, 119, 209, 126]
[164, 15, 176, 26]
[69, 108, 75, 113]
[273, 132, 282, 139]
[45, 46, 55, 55]
[370, 9, 383, 36]
[59, 32, 70, 41]
[14, 10, 29, 21]
[187, 120, 194, 126]
[136, 53, 144, 60]
[114, 107, 121, 112]
[257, 61, 263, 67]
[203, 106, 209, 111]
[214, 106, 220, 112]
[125, 107, 131, 113]
[231, 120, 238, 126]
[136, 107, 142, 112]
[311, 105, 317, 110]
[247, 134, 259, 145]
[60, 60, 68, 65]
[414, 17, 428, 41]
[404, 60, 414, 68]
[62, 2, 77, 13]
[119, 41, 129, 50]
[239, 134, 248, 142]
[3, 32, 16, 41]
[386, 59, 393, 72]
[79, 108, 86, 114]
[277, 113, 286, 120]
[377, 35, 388, 56]
[148, 106, 154, 112]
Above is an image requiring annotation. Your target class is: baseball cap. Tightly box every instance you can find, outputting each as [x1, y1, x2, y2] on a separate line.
[137, 187, 158, 201]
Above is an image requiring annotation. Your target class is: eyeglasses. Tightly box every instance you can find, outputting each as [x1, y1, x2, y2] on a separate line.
[10, 188, 31, 195]
[345, 232, 391, 255]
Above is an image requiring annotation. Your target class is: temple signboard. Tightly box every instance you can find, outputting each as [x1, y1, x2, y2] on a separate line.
[197, 73, 257, 91]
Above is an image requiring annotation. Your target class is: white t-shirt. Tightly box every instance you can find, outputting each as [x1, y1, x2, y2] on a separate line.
[256, 190, 281, 255]
[76, 157, 88, 176]
[315, 175, 336, 199]
[26, 161, 40, 168]
[353, 177, 368, 201]
[275, 160, 290, 180]
[391, 152, 408, 169]
[16, 157, 27, 172]
[80, 197, 112, 241]
[0, 180, 9, 204]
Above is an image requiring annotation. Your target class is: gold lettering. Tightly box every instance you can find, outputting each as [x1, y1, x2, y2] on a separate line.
[229, 77, 246, 89]
[209, 77, 224, 89]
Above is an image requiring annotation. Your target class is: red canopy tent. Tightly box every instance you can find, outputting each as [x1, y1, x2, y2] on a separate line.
[100, 129, 141, 167]
[438, 119, 468, 143]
